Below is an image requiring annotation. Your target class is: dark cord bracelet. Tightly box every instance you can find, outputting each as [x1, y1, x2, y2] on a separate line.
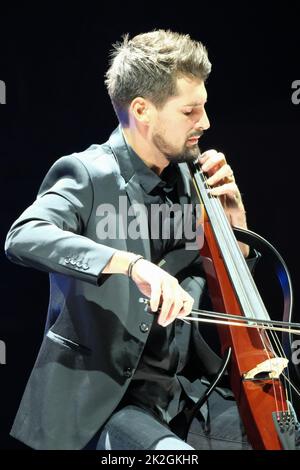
[128, 255, 144, 279]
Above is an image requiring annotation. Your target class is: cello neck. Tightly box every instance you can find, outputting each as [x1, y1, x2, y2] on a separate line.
[187, 160, 270, 322]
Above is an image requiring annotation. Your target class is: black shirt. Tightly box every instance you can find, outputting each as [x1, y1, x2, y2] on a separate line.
[119, 136, 259, 429]
[122, 141, 196, 424]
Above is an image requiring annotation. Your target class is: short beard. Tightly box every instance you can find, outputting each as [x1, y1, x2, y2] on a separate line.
[166, 147, 199, 163]
[152, 133, 200, 164]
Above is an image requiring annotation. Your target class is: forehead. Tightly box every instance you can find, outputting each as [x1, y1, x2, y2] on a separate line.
[166, 76, 207, 107]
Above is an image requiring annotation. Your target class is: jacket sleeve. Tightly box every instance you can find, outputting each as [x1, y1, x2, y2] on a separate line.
[4, 155, 117, 286]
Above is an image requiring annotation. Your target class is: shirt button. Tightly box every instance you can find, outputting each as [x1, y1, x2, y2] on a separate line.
[124, 368, 132, 378]
[139, 323, 149, 333]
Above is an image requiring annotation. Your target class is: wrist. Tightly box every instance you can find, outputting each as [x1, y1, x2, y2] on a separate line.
[229, 202, 247, 229]
[231, 211, 247, 230]
[127, 255, 144, 279]
[102, 250, 141, 275]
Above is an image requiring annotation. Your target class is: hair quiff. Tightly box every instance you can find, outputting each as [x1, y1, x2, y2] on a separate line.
[105, 29, 211, 125]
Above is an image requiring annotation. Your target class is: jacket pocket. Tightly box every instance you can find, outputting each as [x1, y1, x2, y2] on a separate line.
[46, 330, 92, 355]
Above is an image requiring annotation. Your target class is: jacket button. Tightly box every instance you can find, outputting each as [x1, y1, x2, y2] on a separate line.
[139, 323, 149, 333]
[124, 368, 132, 378]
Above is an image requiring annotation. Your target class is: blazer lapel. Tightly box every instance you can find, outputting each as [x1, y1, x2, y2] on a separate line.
[108, 126, 151, 260]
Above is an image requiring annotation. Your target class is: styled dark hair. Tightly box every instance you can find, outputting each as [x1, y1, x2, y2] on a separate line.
[105, 30, 211, 126]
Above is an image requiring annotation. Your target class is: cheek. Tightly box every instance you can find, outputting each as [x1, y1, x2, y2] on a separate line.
[155, 113, 189, 144]
[170, 124, 190, 147]
[167, 118, 188, 137]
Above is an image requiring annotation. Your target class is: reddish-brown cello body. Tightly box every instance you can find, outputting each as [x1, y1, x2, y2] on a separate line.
[200, 210, 287, 449]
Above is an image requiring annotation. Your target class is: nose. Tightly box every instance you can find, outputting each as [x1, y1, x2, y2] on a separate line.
[195, 108, 210, 131]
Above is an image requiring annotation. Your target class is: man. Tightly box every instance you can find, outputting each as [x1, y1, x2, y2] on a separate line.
[5, 30, 252, 450]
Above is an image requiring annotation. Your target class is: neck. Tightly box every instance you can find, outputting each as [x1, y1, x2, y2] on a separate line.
[122, 127, 169, 176]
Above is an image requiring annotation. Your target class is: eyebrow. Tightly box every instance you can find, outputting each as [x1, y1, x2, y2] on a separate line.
[182, 101, 207, 107]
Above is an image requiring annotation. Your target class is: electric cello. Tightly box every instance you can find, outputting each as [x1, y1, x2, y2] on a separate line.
[141, 156, 300, 449]
[183, 158, 300, 449]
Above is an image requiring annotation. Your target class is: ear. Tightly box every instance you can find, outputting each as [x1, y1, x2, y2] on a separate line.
[130, 97, 151, 124]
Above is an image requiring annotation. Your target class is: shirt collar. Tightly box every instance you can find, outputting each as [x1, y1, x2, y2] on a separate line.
[123, 134, 180, 194]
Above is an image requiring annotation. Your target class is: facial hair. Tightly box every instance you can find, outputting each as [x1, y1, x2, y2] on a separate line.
[152, 130, 203, 163]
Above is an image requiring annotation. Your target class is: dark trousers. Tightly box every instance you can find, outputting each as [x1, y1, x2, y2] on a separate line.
[84, 390, 251, 450]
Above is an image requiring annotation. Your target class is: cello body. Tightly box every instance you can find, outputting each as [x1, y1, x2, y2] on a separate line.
[189, 161, 297, 450]
[201, 221, 287, 449]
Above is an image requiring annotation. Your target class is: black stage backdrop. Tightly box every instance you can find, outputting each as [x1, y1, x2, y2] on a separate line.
[0, 2, 299, 450]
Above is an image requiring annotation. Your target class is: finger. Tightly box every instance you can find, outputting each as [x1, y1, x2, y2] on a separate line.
[150, 282, 162, 312]
[199, 149, 219, 170]
[206, 164, 234, 186]
[201, 152, 226, 173]
[163, 296, 184, 326]
[160, 289, 194, 326]
[199, 149, 219, 164]
[177, 295, 194, 318]
[158, 284, 175, 326]
[198, 153, 209, 165]
[207, 182, 239, 197]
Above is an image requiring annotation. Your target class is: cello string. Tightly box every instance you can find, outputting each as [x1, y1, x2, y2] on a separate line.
[199, 162, 279, 331]
[176, 316, 300, 335]
[210, 190, 292, 413]
[206, 176, 288, 415]
[196, 167, 257, 312]
[194, 162, 284, 415]
[209, 187, 293, 414]
[182, 307, 300, 330]
[263, 327, 292, 415]
[206, 179, 268, 322]
[191, 159, 300, 423]
[256, 327, 282, 416]
[281, 372, 300, 399]
[207, 171, 295, 415]
[139, 297, 300, 330]
[193, 170, 259, 320]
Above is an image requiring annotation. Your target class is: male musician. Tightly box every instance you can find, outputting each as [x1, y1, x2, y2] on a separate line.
[5, 30, 253, 450]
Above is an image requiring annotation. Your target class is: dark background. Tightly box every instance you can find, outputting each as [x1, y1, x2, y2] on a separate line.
[0, 2, 299, 450]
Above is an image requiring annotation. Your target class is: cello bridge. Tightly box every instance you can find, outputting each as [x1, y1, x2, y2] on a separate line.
[243, 358, 289, 381]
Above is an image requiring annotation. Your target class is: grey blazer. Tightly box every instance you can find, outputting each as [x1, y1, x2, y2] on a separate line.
[5, 126, 256, 449]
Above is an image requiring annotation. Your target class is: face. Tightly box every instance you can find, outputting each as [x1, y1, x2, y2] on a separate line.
[149, 76, 210, 163]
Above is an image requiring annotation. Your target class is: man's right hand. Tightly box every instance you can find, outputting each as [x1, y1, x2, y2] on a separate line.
[102, 250, 194, 327]
[130, 258, 194, 327]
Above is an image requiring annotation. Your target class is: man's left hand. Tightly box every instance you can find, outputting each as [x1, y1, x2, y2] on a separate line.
[198, 150, 249, 257]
